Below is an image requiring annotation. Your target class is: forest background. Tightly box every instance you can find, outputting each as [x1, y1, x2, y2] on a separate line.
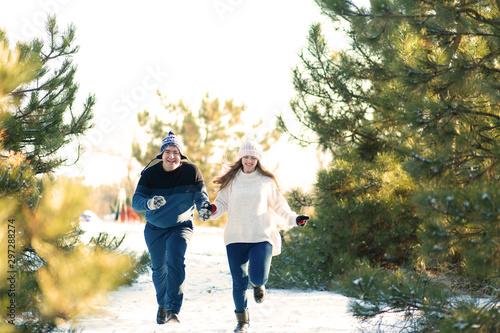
[1, 0, 499, 332]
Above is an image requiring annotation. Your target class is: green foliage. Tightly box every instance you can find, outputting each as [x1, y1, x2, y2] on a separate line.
[87, 233, 151, 286]
[314, 151, 419, 265]
[284, 187, 314, 213]
[270, 152, 419, 294]
[0, 146, 38, 206]
[437, 300, 500, 333]
[277, 0, 500, 330]
[269, 226, 358, 290]
[269, 227, 330, 290]
[338, 262, 497, 331]
[270, 151, 419, 290]
[131, 251, 152, 283]
[0, 17, 147, 332]
[88, 232, 126, 252]
[414, 184, 500, 280]
[338, 263, 452, 330]
[1, 16, 94, 176]
[0, 179, 141, 332]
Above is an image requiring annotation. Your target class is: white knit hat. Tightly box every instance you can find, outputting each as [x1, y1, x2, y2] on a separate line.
[238, 139, 263, 161]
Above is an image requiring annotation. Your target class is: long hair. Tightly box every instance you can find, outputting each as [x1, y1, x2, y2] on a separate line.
[213, 158, 280, 192]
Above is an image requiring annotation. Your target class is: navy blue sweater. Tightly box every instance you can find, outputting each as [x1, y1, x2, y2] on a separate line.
[132, 160, 209, 228]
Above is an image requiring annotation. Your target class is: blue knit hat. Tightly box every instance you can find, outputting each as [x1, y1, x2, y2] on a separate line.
[141, 131, 188, 175]
[155, 131, 187, 160]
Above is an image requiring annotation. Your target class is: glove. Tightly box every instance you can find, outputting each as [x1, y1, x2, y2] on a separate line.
[199, 202, 214, 221]
[147, 196, 166, 210]
[296, 215, 309, 227]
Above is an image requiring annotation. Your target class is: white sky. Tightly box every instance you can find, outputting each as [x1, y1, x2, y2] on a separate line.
[1, 0, 349, 190]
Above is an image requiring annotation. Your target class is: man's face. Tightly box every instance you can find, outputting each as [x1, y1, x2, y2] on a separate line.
[162, 145, 181, 171]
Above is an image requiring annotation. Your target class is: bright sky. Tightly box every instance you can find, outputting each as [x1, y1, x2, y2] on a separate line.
[1, 0, 347, 190]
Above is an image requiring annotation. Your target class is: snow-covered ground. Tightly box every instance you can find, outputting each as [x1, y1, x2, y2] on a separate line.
[71, 220, 405, 333]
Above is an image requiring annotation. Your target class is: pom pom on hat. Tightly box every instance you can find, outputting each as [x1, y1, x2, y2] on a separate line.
[238, 139, 263, 161]
[156, 131, 187, 159]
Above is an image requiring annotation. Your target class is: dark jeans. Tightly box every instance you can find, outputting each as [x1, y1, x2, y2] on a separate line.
[226, 241, 273, 312]
[144, 221, 193, 313]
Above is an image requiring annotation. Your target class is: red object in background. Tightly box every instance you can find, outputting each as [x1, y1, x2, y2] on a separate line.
[119, 205, 141, 223]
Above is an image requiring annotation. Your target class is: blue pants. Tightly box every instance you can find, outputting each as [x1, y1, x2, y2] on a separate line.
[226, 242, 273, 312]
[144, 221, 193, 313]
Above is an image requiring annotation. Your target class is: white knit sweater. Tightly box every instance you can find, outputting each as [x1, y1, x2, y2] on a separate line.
[210, 170, 298, 256]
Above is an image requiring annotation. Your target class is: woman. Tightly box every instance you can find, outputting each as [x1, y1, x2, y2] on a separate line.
[209, 139, 309, 333]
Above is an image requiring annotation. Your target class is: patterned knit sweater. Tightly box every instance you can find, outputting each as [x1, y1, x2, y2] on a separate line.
[210, 169, 298, 256]
[132, 161, 209, 228]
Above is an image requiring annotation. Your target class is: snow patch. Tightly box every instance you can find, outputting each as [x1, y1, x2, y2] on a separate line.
[67, 220, 407, 332]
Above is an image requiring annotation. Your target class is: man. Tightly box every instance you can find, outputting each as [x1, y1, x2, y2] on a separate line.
[132, 131, 213, 324]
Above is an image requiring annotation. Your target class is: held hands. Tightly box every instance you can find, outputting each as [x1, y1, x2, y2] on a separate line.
[296, 215, 309, 227]
[199, 202, 215, 221]
[147, 195, 166, 210]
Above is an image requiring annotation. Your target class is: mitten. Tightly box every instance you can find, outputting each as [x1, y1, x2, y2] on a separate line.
[199, 202, 214, 221]
[296, 215, 309, 226]
[147, 195, 166, 210]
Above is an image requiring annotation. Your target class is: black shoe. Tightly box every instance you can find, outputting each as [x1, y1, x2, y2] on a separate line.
[166, 310, 180, 323]
[156, 307, 167, 324]
[253, 286, 265, 303]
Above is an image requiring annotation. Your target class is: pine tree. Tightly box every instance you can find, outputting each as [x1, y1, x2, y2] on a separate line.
[277, 0, 500, 330]
[0, 17, 143, 332]
[1, 17, 94, 179]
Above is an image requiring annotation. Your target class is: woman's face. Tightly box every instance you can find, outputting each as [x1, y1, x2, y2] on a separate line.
[162, 145, 181, 171]
[241, 155, 258, 173]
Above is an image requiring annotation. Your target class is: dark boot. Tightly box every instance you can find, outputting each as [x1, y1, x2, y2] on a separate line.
[156, 307, 167, 324]
[234, 310, 249, 333]
[253, 285, 265, 303]
[166, 310, 180, 323]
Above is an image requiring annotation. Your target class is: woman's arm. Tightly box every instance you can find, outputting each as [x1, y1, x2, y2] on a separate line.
[269, 185, 298, 228]
[210, 187, 229, 220]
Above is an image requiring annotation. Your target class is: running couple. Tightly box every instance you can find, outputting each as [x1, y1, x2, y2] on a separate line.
[132, 131, 309, 332]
